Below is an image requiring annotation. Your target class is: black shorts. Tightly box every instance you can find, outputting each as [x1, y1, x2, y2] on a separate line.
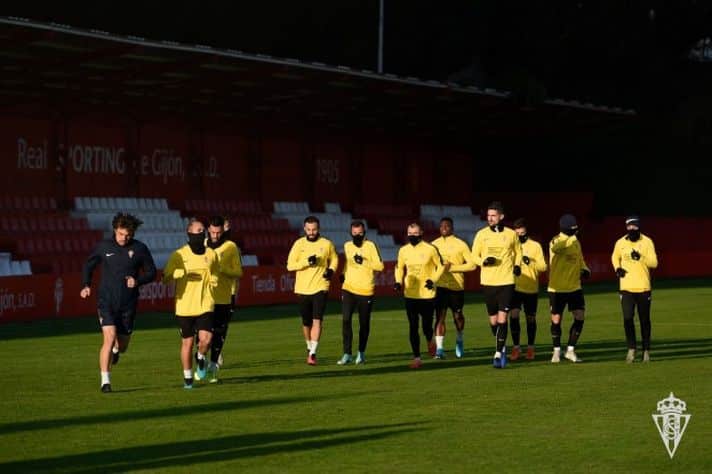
[548, 289, 585, 315]
[511, 291, 538, 315]
[176, 313, 213, 338]
[98, 308, 136, 336]
[434, 287, 465, 313]
[482, 284, 514, 315]
[405, 298, 435, 319]
[298, 291, 327, 326]
[213, 303, 234, 331]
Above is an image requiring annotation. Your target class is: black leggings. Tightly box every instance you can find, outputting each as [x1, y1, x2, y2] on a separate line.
[405, 298, 434, 357]
[342, 291, 374, 354]
[621, 291, 652, 350]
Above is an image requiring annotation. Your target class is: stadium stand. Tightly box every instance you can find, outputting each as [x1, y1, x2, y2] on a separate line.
[273, 201, 401, 262]
[419, 204, 487, 243]
[73, 196, 189, 269]
[0, 196, 101, 276]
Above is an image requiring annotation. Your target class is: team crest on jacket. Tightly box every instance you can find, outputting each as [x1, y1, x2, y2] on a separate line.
[128, 250, 134, 258]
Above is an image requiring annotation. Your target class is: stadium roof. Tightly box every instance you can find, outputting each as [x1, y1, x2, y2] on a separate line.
[0, 16, 635, 143]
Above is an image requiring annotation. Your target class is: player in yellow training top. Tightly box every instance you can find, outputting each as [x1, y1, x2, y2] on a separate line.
[337, 220, 384, 366]
[431, 217, 476, 359]
[548, 214, 590, 364]
[395, 222, 445, 369]
[471, 201, 522, 369]
[163, 218, 220, 389]
[287, 216, 338, 366]
[611, 215, 658, 363]
[510, 218, 547, 361]
[205, 215, 243, 382]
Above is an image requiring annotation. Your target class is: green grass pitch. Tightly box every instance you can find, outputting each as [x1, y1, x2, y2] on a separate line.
[0, 279, 710, 473]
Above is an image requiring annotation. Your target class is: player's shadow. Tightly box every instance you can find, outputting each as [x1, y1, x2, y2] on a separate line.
[572, 337, 712, 363]
[0, 422, 425, 474]
[0, 395, 332, 436]
[219, 349, 501, 384]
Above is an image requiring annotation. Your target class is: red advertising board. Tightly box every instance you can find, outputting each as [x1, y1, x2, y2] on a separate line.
[0, 252, 710, 324]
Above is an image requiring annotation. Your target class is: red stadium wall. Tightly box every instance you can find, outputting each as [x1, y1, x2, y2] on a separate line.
[0, 114, 477, 209]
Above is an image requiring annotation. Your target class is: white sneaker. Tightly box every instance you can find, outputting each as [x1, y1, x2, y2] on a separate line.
[626, 349, 636, 363]
[551, 349, 561, 363]
[355, 352, 365, 364]
[642, 350, 650, 363]
[564, 349, 582, 363]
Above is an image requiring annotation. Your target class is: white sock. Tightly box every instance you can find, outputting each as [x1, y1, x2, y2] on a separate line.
[554, 347, 561, 352]
[306, 340, 312, 350]
[101, 371, 110, 385]
[310, 341, 319, 355]
[456, 331, 463, 342]
[435, 335, 444, 350]
[495, 351, 502, 358]
[112, 346, 119, 354]
[196, 352, 205, 360]
[183, 369, 192, 378]
[567, 345, 575, 352]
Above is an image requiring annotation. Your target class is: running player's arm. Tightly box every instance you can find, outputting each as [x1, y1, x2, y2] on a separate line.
[209, 251, 220, 286]
[611, 239, 623, 271]
[219, 243, 243, 279]
[136, 244, 157, 286]
[81, 242, 104, 288]
[533, 241, 547, 272]
[365, 242, 385, 272]
[327, 240, 338, 273]
[643, 239, 659, 269]
[578, 243, 590, 274]
[429, 245, 446, 283]
[470, 232, 485, 266]
[286, 239, 309, 271]
[395, 248, 405, 285]
[162, 251, 185, 283]
[550, 234, 577, 254]
[449, 242, 477, 272]
[513, 233, 523, 265]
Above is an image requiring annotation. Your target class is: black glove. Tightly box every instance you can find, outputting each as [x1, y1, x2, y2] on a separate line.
[339, 274, 345, 283]
[483, 256, 496, 266]
[354, 254, 363, 264]
[615, 267, 627, 278]
[631, 250, 640, 261]
[393, 282, 402, 292]
[424, 279, 434, 290]
[513, 265, 521, 276]
[308, 255, 317, 266]
[522, 256, 530, 265]
[323, 268, 334, 279]
[580, 268, 591, 280]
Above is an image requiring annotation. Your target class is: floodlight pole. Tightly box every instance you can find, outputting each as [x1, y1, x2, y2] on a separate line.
[378, 0, 384, 73]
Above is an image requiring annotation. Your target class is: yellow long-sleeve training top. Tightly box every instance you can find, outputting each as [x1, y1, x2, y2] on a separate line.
[547, 233, 589, 293]
[395, 240, 445, 299]
[162, 245, 219, 316]
[471, 226, 522, 286]
[342, 239, 385, 296]
[611, 233, 658, 292]
[286, 236, 338, 295]
[431, 234, 477, 291]
[212, 239, 243, 304]
[515, 238, 547, 294]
